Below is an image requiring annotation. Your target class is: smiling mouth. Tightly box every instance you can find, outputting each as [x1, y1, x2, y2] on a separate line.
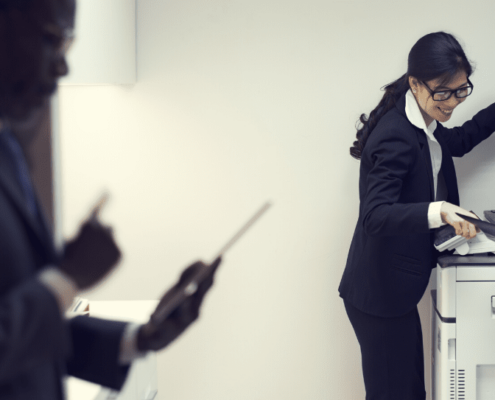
[438, 107, 454, 116]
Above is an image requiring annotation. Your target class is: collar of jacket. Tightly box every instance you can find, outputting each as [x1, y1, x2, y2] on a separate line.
[394, 92, 408, 118]
[393, 91, 436, 200]
[0, 129, 59, 265]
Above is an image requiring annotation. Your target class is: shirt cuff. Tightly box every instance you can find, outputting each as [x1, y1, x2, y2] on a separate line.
[38, 267, 79, 314]
[119, 323, 148, 365]
[428, 201, 446, 229]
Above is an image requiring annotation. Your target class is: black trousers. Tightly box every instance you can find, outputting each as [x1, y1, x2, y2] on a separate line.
[344, 300, 426, 400]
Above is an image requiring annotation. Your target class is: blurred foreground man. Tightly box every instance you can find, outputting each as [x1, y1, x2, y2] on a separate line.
[0, 1, 219, 398]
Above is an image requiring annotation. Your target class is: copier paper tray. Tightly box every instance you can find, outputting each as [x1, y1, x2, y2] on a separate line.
[434, 210, 495, 255]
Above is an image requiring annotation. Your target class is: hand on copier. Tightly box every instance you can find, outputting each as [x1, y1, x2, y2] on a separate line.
[440, 202, 479, 240]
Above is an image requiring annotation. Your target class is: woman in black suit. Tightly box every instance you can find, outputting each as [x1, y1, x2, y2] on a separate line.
[339, 31, 495, 399]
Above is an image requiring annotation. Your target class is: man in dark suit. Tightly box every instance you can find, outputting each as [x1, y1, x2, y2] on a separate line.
[0, 0, 220, 398]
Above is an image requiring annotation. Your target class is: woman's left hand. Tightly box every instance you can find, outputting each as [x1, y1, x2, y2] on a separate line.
[440, 202, 479, 240]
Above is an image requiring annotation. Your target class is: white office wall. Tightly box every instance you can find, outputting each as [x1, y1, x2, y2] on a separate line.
[59, 0, 136, 85]
[57, 1, 495, 399]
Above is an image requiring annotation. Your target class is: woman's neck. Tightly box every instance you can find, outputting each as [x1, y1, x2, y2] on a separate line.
[419, 108, 434, 128]
[412, 94, 434, 127]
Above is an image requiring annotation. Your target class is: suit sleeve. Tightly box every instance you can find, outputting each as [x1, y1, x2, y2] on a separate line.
[67, 316, 130, 390]
[440, 102, 495, 157]
[0, 277, 69, 384]
[360, 125, 430, 236]
[0, 280, 130, 391]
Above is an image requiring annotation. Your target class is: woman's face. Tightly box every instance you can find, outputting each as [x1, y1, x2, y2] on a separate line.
[409, 71, 469, 126]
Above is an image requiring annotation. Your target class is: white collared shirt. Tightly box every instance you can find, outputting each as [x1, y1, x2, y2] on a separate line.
[404, 89, 445, 229]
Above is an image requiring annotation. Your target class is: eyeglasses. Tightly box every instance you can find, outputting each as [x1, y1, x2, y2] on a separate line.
[421, 78, 474, 101]
[40, 23, 75, 55]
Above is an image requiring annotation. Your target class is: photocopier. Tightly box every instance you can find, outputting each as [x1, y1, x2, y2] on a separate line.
[433, 211, 495, 400]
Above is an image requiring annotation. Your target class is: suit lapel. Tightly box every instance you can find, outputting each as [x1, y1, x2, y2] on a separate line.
[0, 154, 58, 263]
[396, 93, 435, 201]
[434, 129, 459, 205]
[416, 129, 435, 201]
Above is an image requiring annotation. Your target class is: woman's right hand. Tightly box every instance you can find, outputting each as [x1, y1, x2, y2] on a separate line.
[440, 202, 478, 240]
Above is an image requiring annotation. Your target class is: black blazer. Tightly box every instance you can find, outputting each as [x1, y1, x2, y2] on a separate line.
[339, 94, 495, 318]
[0, 140, 130, 399]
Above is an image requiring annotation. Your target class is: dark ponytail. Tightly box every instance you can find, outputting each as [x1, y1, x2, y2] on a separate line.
[350, 75, 409, 160]
[350, 31, 474, 160]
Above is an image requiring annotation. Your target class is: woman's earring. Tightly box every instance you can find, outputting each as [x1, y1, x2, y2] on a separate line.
[413, 89, 417, 93]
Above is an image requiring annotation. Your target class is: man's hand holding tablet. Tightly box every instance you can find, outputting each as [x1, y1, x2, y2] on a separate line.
[136, 201, 271, 352]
